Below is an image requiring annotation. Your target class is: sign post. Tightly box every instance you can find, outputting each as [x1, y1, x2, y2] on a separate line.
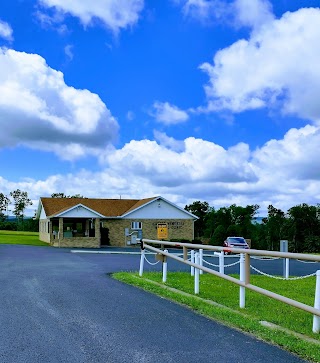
[280, 240, 288, 278]
[157, 223, 168, 240]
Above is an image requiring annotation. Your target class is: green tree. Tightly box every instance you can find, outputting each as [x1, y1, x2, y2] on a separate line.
[229, 204, 259, 238]
[51, 193, 86, 198]
[250, 222, 268, 250]
[9, 189, 33, 224]
[210, 225, 226, 245]
[0, 193, 10, 221]
[287, 203, 320, 252]
[51, 193, 67, 198]
[185, 201, 211, 238]
[263, 205, 286, 250]
[226, 224, 241, 236]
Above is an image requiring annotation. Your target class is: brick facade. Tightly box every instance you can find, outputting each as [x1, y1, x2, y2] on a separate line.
[103, 218, 194, 247]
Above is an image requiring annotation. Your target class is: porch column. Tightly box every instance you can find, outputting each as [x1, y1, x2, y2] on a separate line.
[59, 218, 63, 239]
[95, 218, 101, 241]
[85, 219, 90, 236]
[49, 220, 53, 242]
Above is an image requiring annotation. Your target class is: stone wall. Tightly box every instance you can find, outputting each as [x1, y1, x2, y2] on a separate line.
[103, 219, 195, 247]
[52, 237, 100, 248]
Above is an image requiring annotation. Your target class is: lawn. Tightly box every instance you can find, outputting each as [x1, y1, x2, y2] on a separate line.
[0, 230, 48, 246]
[114, 271, 320, 362]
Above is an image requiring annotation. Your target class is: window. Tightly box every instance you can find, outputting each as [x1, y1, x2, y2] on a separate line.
[131, 221, 142, 230]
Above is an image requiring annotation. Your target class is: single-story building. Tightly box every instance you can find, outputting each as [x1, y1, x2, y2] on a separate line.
[36, 196, 198, 248]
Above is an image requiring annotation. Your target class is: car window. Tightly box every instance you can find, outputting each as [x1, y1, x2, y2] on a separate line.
[228, 237, 246, 243]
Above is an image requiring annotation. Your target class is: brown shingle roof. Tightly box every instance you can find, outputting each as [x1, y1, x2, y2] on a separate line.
[40, 197, 157, 218]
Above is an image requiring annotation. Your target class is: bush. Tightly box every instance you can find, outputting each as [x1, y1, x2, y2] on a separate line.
[0, 222, 17, 231]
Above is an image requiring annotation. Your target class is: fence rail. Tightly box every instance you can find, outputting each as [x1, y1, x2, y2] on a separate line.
[138, 238, 320, 333]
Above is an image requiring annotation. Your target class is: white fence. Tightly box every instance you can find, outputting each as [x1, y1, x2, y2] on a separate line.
[138, 239, 320, 333]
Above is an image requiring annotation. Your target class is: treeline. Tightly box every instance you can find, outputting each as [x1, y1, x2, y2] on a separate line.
[185, 201, 320, 253]
[0, 191, 86, 232]
[0, 189, 37, 231]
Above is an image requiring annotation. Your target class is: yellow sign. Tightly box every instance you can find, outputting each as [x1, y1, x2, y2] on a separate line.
[157, 223, 168, 239]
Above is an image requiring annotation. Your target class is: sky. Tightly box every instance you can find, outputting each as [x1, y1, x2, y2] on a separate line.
[0, 0, 320, 217]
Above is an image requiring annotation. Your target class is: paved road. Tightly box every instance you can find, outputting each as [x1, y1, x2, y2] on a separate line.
[0, 245, 311, 363]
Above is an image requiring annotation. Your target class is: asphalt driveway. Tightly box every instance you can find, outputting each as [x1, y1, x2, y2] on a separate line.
[0, 245, 311, 363]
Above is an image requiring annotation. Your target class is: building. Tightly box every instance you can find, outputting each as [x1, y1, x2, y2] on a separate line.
[37, 196, 198, 248]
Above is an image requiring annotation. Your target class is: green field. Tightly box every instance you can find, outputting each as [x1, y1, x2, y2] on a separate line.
[114, 271, 320, 362]
[0, 230, 48, 246]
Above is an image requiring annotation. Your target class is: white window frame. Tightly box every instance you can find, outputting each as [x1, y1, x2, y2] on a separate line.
[131, 221, 142, 230]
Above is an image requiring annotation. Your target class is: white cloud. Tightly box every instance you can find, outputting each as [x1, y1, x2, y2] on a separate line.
[34, 10, 68, 34]
[0, 48, 119, 160]
[126, 110, 135, 121]
[233, 0, 274, 30]
[64, 44, 74, 61]
[179, 0, 229, 23]
[200, 7, 320, 122]
[253, 124, 320, 181]
[3, 123, 320, 216]
[38, 0, 144, 33]
[104, 137, 256, 186]
[0, 20, 13, 41]
[153, 130, 185, 152]
[151, 101, 189, 125]
[176, 0, 273, 29]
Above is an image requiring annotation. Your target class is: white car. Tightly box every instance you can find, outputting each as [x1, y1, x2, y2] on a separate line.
[223, 236, 249, 254]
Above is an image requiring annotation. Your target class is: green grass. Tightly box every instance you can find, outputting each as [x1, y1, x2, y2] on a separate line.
[113, 271, 320, 362]
[0, 230, 48, 246]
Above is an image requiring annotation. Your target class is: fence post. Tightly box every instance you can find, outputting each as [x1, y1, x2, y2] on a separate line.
[195, 252, 200, 294]
[199, 249, 203, 275]
[239, 253, 245, 308]
[139, 249, 145, 277]
[285, 258, 289, 280]
[162, 249, 168, 283]
[191, 250, 195, 276]
[219, 252, 225, 275]
[183, 246, 188, 260]
[313, 270, 320, 333]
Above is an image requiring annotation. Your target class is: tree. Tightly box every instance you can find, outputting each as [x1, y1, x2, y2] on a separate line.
[210, 225, 226, 245]
[9, 189, 32, 223]
[287, 203, 320, 252]
[262, 205, 286, 250]
[51, 193, 86, 198]
[185, 201, 211, 238]
[0, 193, 10, 221]
[51, 193, 67, 198]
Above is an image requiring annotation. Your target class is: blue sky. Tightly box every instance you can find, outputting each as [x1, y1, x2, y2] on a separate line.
[0, 0, 319, 216]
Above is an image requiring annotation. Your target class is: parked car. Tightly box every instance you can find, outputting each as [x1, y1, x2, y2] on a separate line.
[223, 236, 249, 254]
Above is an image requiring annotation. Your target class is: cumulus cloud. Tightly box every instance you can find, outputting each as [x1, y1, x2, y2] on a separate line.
[200, 8, 320, 122]
[3, 123, 320, 216]
[38, 0, 144, 33]
[0, 20, 13, 41]
[151, 101, 189, 125]
[103, 137, 256, 186]
[253, 125, 320, 181]
[233, 0, 274, 30]
[0, 48, 119, 160]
